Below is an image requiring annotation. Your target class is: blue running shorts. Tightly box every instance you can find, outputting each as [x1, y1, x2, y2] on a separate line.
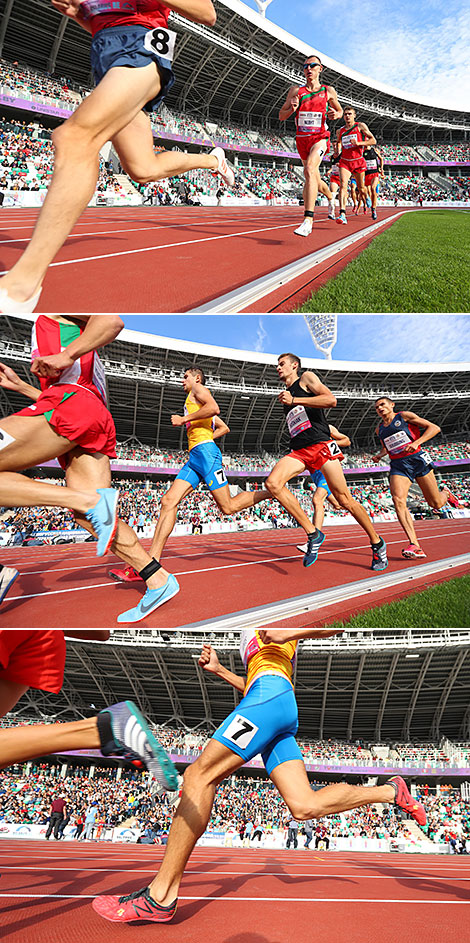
[212, 675, 302, 776]
[176, 441, 228, 492]
[389, 451, 434, 482]
[310, 468, 331, 496]
[90, 24, 175, 112]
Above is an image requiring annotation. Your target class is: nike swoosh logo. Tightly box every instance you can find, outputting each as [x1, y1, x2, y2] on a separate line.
[140, 590, 166, 613]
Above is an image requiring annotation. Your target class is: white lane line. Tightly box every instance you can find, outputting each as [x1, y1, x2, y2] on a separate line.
[7, 531, 470, 602]
[0, 893, 467, 904]
[1, 866, 468, 880]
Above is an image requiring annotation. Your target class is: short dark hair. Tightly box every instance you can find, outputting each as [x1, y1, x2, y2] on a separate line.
[375, 396, 394, 404]
[344, 106, 356, 114]
[278, 352, 301, 370]
[184, 365, 206, 385]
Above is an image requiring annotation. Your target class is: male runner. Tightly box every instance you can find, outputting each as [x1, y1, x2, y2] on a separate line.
[279, 55, 342, 236]
[92, 629, 425, 924]
[0, 629, 177, 792]
[327, 160, 341, 218]
[335, 107, 376, 225]
[296, 424, 350, 553]
[0, 315, 178, 621]
[109, 365, 271, 606]
[364, 143, 384, 220]
[373, 397, 460, 559]
[0, 0, 233, 312]
[265, 353, 388, 570]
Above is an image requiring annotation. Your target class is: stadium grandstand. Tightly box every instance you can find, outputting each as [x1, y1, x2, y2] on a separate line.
[0, 314, 469, 628]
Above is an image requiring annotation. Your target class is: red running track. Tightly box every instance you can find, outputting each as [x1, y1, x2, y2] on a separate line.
[0, 841, 469, 943]
[0, 205, 406, 312]
[0, 519, 468, 628]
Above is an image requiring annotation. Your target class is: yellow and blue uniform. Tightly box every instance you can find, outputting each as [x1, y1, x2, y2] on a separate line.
[175, 394, 227, 492]
[310, 468, 331, 496]
[212, 630, 303, 776]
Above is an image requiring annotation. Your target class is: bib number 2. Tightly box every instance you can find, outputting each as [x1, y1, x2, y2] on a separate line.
[144, 27, 177, 61]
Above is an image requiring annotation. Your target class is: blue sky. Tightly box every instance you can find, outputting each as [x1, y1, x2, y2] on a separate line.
[121, 315, 470, 364]
[242, 0, 469, 110]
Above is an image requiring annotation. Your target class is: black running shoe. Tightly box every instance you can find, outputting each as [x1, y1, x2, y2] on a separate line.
[303, 531, 325, 568]
[371, 537, 388, 571]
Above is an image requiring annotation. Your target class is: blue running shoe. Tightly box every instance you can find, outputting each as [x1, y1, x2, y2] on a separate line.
[303, 531, 325, 568]
[0, 566, 19, 604]
[117, 574, 180, 624]
[371, 537, 388, 571]
[98, 700, 178, 791]
[86, 488, 119, 557]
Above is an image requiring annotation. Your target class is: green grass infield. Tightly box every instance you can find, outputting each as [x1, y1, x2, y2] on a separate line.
[328, 574, 470, 628]
[298, 209, 470, 313]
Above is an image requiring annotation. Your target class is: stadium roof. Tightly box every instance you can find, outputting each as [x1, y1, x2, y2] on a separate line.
[1, 0, 469, 139]
[2, 315, 470, 453]
[14, 630, 470, 743]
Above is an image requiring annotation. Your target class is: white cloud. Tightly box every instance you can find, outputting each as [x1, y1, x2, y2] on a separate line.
[254, 317, 268, 352]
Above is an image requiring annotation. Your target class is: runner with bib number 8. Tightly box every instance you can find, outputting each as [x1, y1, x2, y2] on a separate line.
[0, 0, 234, 313]
[265, 353, 388, 570]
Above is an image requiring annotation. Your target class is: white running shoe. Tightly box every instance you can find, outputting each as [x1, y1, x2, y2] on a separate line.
[328, 200, 336, 220]
[294, 218, 313, 236]
[210, 147, 235, 187]
[0, 284, 42, 313]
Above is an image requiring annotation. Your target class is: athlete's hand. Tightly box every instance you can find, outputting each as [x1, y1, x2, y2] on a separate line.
[259, 630, 292, 644]
[31, 351, 75, 378]
[403, 441, 420, 454]
[289, 94, 300, 111]
[278, 390, 294, 405]
[51, 0, 81, 17]
[199, 644, 221, 674]
[372, 454, 385, 463]
[171, 414, 186, 427]
[0, 362, 26, 392]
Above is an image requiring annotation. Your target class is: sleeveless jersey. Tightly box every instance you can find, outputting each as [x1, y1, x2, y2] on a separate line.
[284, 378, 331, 449]
[378, 412, 422, 460]
[31, 316, 107, 404]
[240, 630, 298, 694]
[338, 123, 363, 161]
[363, 146, 380, 174]
[184, 393, 215, 451]
[330, 162, 340, 177]
[295, 85, 329, 138]
[80, 0, 170, 37]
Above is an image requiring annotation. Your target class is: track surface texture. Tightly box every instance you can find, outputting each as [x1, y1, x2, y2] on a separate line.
[0, 841, 468, 943]
[0, 205, 408, 312]
[0, 519, 468, 628]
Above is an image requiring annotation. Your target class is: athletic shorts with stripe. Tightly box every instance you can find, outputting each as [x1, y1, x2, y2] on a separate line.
[176, 441, 228, 492]
[212, 675, 302, 776]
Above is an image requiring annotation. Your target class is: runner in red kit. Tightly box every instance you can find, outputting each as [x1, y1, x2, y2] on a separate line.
[279, 55, 342, 236]
[0, 0, 233, 313]
[0, 315, 179, 621]
[336, 106, 376, 224]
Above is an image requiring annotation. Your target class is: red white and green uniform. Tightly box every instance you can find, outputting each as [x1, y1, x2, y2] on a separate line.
[295, 85, 330, 161]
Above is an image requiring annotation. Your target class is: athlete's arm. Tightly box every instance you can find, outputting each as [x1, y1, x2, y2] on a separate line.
[258, 630, 344, 643]
[356, 122, 376, 148]
[0, 362, 41, 402]
[376, 147, 385, 177]
[279, 85, 300, 121]
[212, 415, 230, 440]
[278, 371, 337, 410]
[31, 315, 124, 380]
[399, 411, 441, 452]
[326, 87, 343, 120]
[167, 0, 216, 25]
[372, 429, 389, 463]
[328, 424, 351, 448]
[64, 631, 111, 641]
[51, 1, 93, 34]
[171, 384, 220, 427]
[199, 644, 246, 693]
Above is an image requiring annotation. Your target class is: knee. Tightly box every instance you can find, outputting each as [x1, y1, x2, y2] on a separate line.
[161, 493, 179, 513]
[52, 120, 94, 157]
[332, 489, 353, 510]
[265, 474, 283, 498]
[392, 495, 407, 511]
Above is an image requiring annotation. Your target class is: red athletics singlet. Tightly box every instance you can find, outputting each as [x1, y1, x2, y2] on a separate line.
[31, 316, 108, 404]
[80, 0, 171, 37]
[295, 85, 329, 141]
[338, 123, 364, 163]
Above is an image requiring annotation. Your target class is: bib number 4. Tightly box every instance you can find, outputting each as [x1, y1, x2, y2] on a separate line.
[144, 27, 177, 61]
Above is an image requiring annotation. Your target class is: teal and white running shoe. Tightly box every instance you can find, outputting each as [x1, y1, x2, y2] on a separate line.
[86, 488, 119, 556]
[98, 700, 178, 792]
[117, 575, 180, 624]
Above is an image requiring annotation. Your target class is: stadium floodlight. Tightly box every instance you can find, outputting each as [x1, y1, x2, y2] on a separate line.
[253, 0, 275, 15]
[303, 314, 338, 360]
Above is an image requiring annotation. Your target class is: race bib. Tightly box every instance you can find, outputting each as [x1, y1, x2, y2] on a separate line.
[0, 428, 16, 451]
[144, 26, 177, 61]
[298, 111, 322, 130]
[420, 450, 432, 464]
[240, 629, 260, 668]
[213, 467, 227, 487]
[223, 714, 259, 750]
[330, 164, 339, 176]
[80, 0, 136, 17]
[92, 352, 107, 404]
[384, 429, 411, 455]
[341, 133, 358, 149]
[366, 159, 377, 170]
[327, 440, 342, 459]
[286, 404, 312, 438]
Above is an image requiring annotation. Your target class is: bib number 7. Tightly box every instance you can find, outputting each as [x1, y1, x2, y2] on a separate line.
[223, 714, 259, 750]
[144, 27, 177, 61]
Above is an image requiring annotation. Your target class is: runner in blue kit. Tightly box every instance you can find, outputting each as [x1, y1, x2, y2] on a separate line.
[92, 629, 426, 925]
[373, 396, 461, 559]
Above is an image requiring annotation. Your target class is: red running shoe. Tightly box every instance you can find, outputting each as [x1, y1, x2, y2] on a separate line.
[385, 776, 427, 826]
[108, 565, 142, 582]
[92, 887, 177, 923]
[442, 486, 461, 508]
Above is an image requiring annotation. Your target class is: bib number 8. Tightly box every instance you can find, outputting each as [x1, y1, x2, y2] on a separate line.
[144, 27, 176, 61]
